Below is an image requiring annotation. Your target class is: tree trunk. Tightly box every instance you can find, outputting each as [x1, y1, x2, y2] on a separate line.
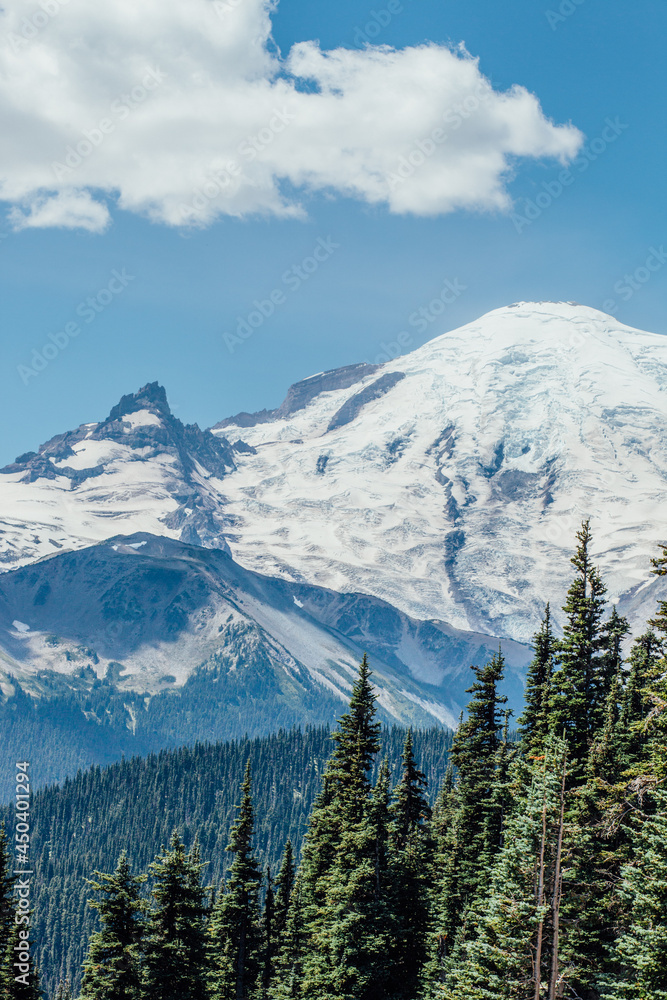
[548, 752, 567, 1000]
[534, 778, 549, 1000]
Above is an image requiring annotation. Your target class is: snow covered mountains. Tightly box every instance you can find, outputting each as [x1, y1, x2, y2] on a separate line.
[3, 301, 667, 653]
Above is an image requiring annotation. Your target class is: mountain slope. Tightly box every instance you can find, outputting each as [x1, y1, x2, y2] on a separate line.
[0, 532, 530, 735]
[0, 381, 240, 569]
[215, 302, 667, 640]
[1, 302, 666, 641]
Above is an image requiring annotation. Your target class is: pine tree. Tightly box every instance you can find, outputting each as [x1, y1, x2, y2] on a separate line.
[450, 650, 507, 901]
[294, 656, 392, 1000]
[518, 604, 556, 755]
[142, 833, 208, 1000]
[422, 653, 507, 991]
[207, 763, 262, 1000]
[389, 732, 432, 998]
[79, 853, 145, 1000]
[3, 919, 42, 1000]
[439, 737, 569, 1000]
[272, 841, 295, 948]
[549, 520, 609, 773]
[604, 790, 667, 999]
[53, 980, 72, 1000]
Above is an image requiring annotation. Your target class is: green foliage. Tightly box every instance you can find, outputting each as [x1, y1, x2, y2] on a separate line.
[293, 657, 395, 1000]
[548, 519, 609, 772]
[0, 726, 450, 997]
[517, 603, 556, 754]
[603, 791, 667, 999]
[79, 853, 145, 1000]
[207, 763, 262, 1000]
[440, 737, 568, 1000]
[141, 833, 208, 1000]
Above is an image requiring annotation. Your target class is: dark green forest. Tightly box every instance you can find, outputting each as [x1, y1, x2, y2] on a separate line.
[0, 655, 348, 802]
[3, 520, 667, 998]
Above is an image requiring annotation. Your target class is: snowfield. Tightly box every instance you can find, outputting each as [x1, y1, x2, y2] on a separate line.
[2, 302, 667, 642]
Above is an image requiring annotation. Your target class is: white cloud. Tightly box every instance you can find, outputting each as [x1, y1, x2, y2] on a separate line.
[0, 0, 583, 232]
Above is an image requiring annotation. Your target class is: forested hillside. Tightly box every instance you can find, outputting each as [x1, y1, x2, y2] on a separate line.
[0, 726, 452, 996]
[3, 519, 667, 998]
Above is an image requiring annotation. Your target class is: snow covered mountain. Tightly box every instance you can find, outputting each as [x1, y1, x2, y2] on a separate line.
[216, 301, 667, 641]
[0, 532, 530, 731]
[0, 381, 240, 569]
[2, 302, 667, 647]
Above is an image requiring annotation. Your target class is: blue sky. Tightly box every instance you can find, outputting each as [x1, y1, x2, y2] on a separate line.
[1, 0, 665, 465]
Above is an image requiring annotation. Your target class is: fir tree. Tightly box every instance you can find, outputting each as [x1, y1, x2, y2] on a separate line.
[389, 732, 431, 998]
[604, 790, 667, 999]
[450, 650, 507, 900]
[207, 763, 262, 1000]
[439, 737, 569, 1000]
[269, 876, 305, 1000]
[79, 853, 145, 1000]
[518, 604, 556, 755]
[295, 657, 392, 1000]
[142, 833, 208, 1000]
[619, 630, 663, 768]
[422, 653, 507, 991]
[3, 919, 42, 1000]
[272, 841, 295, 947]
[549, 520, 609, 773]
[261, 868, 274, 999]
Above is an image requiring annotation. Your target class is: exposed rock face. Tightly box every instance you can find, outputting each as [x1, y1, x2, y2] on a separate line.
[214, 363, 380, 429]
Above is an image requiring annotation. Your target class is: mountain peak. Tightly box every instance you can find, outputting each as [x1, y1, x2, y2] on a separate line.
[105, 382, 171, 424]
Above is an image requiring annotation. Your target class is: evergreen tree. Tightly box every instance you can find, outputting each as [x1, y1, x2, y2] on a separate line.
[422, 653, 507, 990]
[439, 737, 569, 1000]
[3, 919, 42, 1000]
[142, 833, 208, 1000]
[294, 657, 392, 1000]
[549, 520, 609, 773]
[618, 631, 663, 768]
[207, 763, 262, 1000]
[268, 877, 305, 1000]
[450, 650, 507, 900]
[518, 604, 556, 755]
[261, 868, 274, 999]
[604, 790, 667, 999]
[389, 732, 432, 998]
[272, 842, 294, 948]
[53, 980, 72, 1000]
[79, 853, 145, 1000]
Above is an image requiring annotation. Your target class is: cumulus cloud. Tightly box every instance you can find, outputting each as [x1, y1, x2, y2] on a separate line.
[0, 0, 583, 232]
